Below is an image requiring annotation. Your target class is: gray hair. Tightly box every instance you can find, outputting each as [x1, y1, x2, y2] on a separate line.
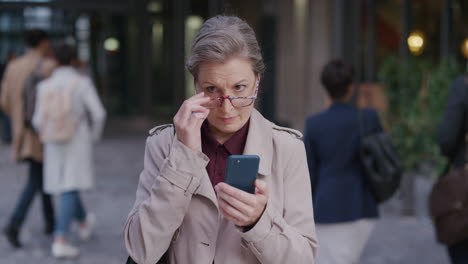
[186, 15, 265, 80]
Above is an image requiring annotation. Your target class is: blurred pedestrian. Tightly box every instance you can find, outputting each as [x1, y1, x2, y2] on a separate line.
[0, 51, 16, 144]
[33, 43, 106, 258]
[437, 75, 468, 264]
[304, 59, 383, 264]
[124, 15, 317, 264]
[0, 29, 56, 248]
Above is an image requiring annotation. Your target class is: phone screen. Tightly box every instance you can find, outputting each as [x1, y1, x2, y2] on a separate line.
[225, 155, 260, 194]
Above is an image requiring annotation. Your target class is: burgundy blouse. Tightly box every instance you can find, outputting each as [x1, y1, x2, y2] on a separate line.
[201, 120, 250, 187]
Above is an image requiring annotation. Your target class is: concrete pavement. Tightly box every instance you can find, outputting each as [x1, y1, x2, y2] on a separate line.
[0, 136, 144, 264]
[0, 135, 452, 264]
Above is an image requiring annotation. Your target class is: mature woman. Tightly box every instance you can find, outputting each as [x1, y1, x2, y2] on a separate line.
[304, 60, 382, 264]
[124, 16, 317, 264]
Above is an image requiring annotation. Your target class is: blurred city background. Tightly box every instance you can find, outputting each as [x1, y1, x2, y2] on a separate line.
[1, 0, 467, 263]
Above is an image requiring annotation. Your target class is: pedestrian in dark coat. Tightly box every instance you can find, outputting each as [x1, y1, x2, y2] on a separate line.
[437, 75, 468, 264]
[304, 59, 382, 264]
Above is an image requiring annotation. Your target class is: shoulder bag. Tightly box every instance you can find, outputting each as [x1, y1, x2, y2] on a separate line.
[359, 109, 403, 203]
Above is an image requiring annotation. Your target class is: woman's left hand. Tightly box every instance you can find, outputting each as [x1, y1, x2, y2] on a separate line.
[215, 180, 268, 227]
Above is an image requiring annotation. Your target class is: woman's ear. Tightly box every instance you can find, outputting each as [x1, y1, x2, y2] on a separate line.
[255, 75, 261, 89]
[194, 79, 200, 94]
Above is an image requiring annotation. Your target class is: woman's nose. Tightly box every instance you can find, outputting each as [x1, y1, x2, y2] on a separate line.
[220, 97, 234, 112]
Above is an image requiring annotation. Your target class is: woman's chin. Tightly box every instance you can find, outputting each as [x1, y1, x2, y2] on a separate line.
[208, 120, 244, 137]
[212, 123, 240, 134]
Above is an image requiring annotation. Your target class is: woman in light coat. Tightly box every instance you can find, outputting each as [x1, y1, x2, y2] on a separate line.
[33, 44, 106, 258]
[124, 16, 317, 264]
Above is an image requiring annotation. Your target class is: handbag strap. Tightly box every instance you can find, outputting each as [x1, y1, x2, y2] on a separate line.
[356, 84, 366, 138]
[464, 76, 468, 168]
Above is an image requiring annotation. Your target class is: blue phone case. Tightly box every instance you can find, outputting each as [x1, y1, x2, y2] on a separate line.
[225, 155, 260, 194]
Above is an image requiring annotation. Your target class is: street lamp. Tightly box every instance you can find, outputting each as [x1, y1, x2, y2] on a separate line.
[407, 30, 425, 56]
[461, 38, 468, 72]
[461, 38, 468, 59]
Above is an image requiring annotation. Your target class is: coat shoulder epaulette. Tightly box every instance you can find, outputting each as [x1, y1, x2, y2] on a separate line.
[271, 123, 303, 140]
[148, 124, 173, 136]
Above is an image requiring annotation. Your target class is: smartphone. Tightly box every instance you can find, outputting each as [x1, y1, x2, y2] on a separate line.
[225, 155, 260, 194]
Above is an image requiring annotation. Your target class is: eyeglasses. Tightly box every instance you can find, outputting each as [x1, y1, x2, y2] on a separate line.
[201, 89, 258, 109]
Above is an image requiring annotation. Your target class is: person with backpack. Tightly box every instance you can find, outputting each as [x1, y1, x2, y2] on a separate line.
[436, 75, 468, 264]
[303, 60, 383, 264]
[33, 43, 106, 258]
[0, 29, 56, 249]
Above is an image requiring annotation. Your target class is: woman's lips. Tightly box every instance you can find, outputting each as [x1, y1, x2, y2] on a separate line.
[219, 116, 236, 124]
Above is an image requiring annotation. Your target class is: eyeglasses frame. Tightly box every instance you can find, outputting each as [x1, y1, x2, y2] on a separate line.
[203, 88, 258, 109]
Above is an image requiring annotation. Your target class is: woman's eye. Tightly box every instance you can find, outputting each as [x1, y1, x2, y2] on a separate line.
[205, 86, 216, 93]
[234, 85, 246, 91]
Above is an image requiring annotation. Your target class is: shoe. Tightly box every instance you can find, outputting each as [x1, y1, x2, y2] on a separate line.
[3, 227, 22, 248]
[78, 213, 95, 241]
[51, 241, 79, 258]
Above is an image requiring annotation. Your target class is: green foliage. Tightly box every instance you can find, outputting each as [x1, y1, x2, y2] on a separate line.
[378, 56, 461, 173]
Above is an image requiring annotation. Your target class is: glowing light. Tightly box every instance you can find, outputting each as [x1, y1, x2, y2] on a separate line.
[186, 16, 203, 30]
[104, 38, 119, 52]
[461, 38, 468, 59]
[407, 31, 425, 56]
[147, 1, 162, 13]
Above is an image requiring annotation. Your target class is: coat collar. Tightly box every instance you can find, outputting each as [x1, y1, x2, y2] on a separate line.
[242, 109, 273, 176]
[52, 66, 76, 76]
[25, 49, 44, 59]
[330, 102, 355, 110]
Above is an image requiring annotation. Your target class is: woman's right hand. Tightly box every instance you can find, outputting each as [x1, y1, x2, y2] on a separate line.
[173, 92, 211, 153]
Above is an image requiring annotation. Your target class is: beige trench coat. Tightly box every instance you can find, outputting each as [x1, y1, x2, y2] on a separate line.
[124, 109, 318, 264]
[0, 50, 55, 162]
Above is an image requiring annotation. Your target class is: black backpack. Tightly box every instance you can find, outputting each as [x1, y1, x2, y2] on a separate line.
[359, 110, 403, 203]
[23, 60, 45, 128]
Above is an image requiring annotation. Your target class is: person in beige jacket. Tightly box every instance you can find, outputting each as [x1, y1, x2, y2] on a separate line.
[1, 29, 56, 248]
[124, 16, 318, 264]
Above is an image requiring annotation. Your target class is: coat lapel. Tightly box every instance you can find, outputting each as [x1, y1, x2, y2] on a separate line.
[243, 109, 273, 177]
